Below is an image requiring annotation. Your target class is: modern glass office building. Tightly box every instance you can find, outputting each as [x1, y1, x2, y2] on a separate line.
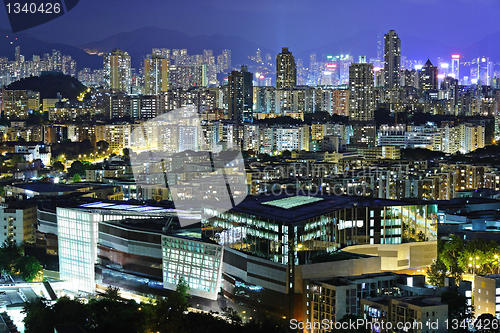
[162, 235, 223, 300]
[202, 193, 438, 266]
[57, 207, 100, 294]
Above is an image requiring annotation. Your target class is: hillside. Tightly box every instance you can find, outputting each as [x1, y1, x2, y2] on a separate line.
[6, 73, 87, 100]
[78, 26, 274, 69]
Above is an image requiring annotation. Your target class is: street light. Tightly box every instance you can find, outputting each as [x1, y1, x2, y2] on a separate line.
[469, 256, 480, 276]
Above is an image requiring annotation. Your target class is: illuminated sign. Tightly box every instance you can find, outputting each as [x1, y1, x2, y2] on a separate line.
[326, 64, 337, 69]
[452, 55, 460, 59]
[326, 55, 333, 59]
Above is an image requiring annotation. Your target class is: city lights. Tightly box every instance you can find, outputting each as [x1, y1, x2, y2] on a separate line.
[0, 5, 499, 330]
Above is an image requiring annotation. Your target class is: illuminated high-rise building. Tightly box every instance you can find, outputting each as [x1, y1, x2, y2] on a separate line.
[476, 56, 491, 85]
[255, 48, 262, 63]
[168, 65, 207, 89]
[308, 53, 318, 85]
[451, 54, 460, 81]
[420, 59, 438, 90]
[15, 46, 20, 63]
[384, 30, 401, 89]
[228, 65, 253, 123]
[348, 61, 375, 121]
[144, 54, 169, 95]
[276, 47, 297, 89]
[103, 49, 132, 93]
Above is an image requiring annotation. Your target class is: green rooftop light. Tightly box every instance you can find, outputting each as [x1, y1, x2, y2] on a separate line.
[262, 196, 324, 209]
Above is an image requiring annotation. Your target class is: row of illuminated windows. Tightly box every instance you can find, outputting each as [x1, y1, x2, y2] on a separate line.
[58, 229, 92, 242]
[59, 238, 93, 247]
[60, 257, 91, 267]
[61, 265, 93, 277]
[60, 261, 93, 276]
[163, 252, 219, 267]
[382, 219, 402, 226]
[59, 218, 92, 231]
[163, 238, 222, 255]
[380, 228, 402, 236]
[304, 216, 335, 231]
[58, 210, 92, 221]
[59, 246, 92, 260]
[164, 259, 219, 275]
[210, 221, 279, 241]
[213, 213, 280, 232]
[164, 273, 216, 292]
[163, 248, 220, 261]
[164, 243, 220, 255]
[381, 237, 402, 244]
[164, 263, 218, 280]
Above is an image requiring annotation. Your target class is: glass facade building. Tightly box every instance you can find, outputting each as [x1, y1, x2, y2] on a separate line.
[162, 235, 223, 300]
[202, 194, 438, 265]
[57, 207, 100, 294]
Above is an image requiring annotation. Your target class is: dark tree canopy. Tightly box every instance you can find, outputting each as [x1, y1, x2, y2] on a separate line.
[0, 241, 42, 282]
[69, 161, 86, 177]
[6, 73, 87, 100]
[52, 161, 64, 172]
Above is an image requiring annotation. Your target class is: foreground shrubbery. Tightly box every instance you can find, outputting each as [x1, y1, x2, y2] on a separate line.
[23, 281, 290, 333]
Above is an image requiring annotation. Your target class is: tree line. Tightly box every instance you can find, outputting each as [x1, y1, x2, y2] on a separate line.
[23, 278, 290, 333]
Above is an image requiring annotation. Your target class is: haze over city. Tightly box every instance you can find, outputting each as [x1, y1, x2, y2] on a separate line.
[1, 0, 500, 56]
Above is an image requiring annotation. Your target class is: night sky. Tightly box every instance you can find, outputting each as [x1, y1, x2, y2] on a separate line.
[0, 0, 499, 53]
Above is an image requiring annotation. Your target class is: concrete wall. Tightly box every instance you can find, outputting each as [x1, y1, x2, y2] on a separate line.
[221, 247, 288, 294]
[474, 275, 498, 317]
[296, 256, 382, 282]
[343, 241, 437, 271]
[99, 222, 162, 258]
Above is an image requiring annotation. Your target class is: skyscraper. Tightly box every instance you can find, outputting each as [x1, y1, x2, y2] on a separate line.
[103, 49, 132, 93]
[348, 61, 375, 121]
[420, 59, 438, 90]
[228, 65, 253, 123]
[144, 54, 169, 95]
[384, 30, 401, 89]
[451, 54, 460, 81]
[15, 46, 20, 63]
[276, 47, 296, 89]
[476, 56, 491, 85]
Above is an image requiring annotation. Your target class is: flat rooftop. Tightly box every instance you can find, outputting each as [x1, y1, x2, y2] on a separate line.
[229, 192, 429, 223]
[318, 272, 398, 287]
[394, 296, 445, 307]
[311, 251, 374, 264]
[76, 200, 202, 222]
[11, 183, 91, 193]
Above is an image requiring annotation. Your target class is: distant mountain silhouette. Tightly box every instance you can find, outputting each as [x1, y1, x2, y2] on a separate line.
[78, 26, 275, 69]
[463, 31, 500, 60]
[6, 73, 87, 100]
[1, 26, 499, 74]
[0, 28, 102, 69]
